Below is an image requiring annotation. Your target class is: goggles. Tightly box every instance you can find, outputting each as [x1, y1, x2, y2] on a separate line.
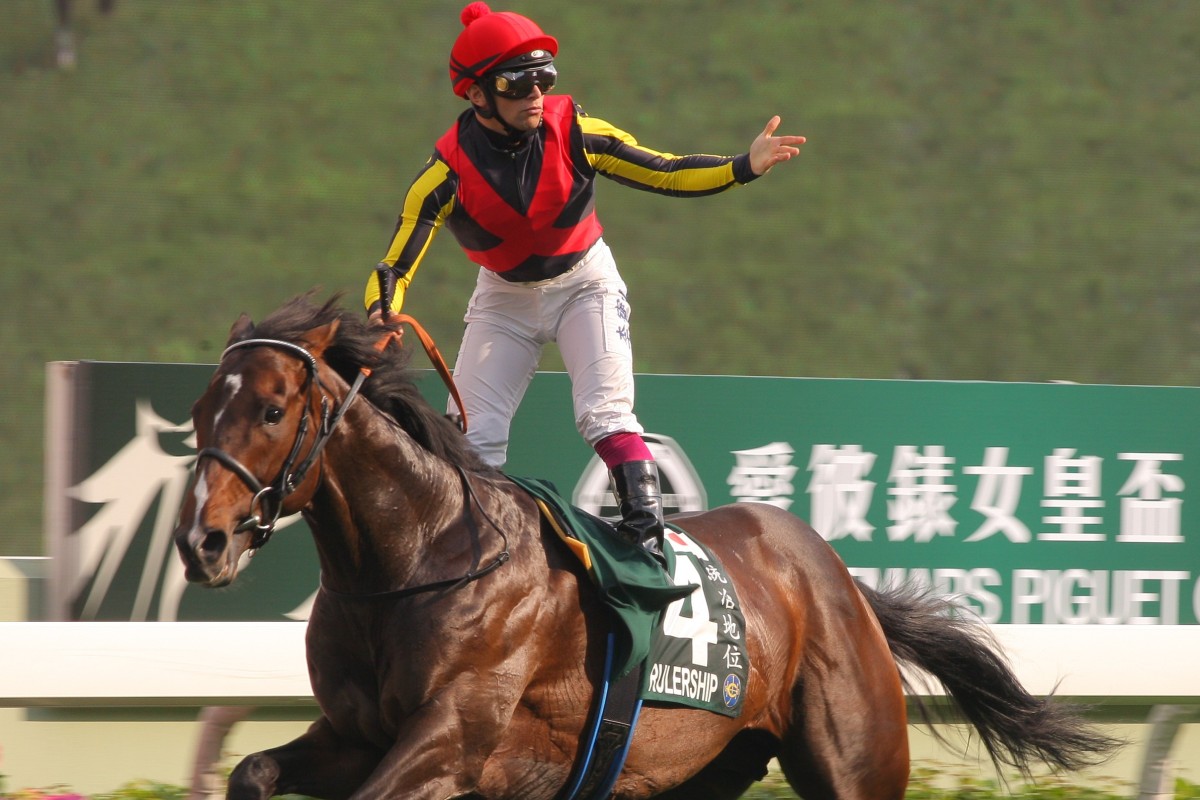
[488, 63, 557, 99]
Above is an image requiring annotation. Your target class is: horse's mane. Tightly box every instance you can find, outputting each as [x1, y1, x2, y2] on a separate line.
[246, 295, 499, 475]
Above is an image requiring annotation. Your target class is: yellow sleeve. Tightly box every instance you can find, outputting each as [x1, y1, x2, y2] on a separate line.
[364, 157, 456, 314]
[578, 115, 757, 196]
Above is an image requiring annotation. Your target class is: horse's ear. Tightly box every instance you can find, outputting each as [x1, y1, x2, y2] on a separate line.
[303, 319, 341, 358]
[227, 313, 254, 345]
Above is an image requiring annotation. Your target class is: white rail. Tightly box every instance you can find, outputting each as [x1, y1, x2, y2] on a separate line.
[0, 621, 310, 706]
[2, 622, 1197, 707]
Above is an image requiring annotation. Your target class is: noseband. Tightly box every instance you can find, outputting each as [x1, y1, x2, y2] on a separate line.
[196, 337, 369, 552]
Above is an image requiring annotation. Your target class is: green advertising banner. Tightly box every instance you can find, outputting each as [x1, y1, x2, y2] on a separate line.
[47, 363, 1200, 625]
[622, 376, 1198, 626]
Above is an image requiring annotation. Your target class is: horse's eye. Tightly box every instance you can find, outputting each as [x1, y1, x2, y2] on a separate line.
[264, 406, 284, 425]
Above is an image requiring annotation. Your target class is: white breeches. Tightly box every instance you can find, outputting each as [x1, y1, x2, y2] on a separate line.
[449, 238, 643, 467]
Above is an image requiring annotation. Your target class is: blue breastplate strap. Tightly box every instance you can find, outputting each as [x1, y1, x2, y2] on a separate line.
[557, 632, 645, 800]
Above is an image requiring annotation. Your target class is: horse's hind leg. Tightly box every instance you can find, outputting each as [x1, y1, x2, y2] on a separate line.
[227, 716, 382, 800]
[776, 621, 910, 799]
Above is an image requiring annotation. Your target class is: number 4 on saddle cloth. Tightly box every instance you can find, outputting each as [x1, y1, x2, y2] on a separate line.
[509, 476, 751, 800]
[644, 527, 749, 716]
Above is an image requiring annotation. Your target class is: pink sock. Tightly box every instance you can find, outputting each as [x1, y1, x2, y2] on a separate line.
[594, 432, 654, 468]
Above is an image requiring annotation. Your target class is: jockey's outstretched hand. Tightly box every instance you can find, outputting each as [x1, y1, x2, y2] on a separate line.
[749, 116, 806, 176]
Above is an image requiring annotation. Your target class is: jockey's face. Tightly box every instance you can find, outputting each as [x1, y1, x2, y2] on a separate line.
[493, 84, 546, 132]
[467, 83, 545, 134]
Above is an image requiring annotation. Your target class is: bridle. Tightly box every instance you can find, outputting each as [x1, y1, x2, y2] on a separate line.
[195, 337, 368, 553]
[193, 325, 510, 598]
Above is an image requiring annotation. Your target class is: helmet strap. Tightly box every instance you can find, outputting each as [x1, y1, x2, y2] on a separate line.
[474, 85, 524, 140]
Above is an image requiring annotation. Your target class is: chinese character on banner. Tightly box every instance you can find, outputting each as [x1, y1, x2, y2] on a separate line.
[727, 442, 798, 510]
[887, 445, 957, 543]
[1041, 448, 1104, 542]
[963, 447, 1033, 543]
[806, 444, 877, 542]
[1117, 452, 1185, 543]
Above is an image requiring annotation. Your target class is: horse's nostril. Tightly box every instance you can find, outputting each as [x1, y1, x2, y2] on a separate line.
[199, 529, 227, 562]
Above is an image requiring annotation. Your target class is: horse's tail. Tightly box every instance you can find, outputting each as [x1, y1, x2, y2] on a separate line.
[856, 580, 1122, 777]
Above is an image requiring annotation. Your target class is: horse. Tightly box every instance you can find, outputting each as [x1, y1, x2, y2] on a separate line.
[173, 295, 1118, 800]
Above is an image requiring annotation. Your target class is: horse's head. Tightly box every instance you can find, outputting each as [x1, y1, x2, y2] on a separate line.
[174, 312, 341, 587]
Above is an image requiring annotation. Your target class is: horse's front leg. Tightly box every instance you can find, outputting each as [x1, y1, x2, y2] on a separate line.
[340, 691, 530, 800]
[227, 715, 383, 800]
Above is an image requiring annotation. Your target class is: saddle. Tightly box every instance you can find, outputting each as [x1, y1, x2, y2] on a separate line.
[509, 475, 689, 674]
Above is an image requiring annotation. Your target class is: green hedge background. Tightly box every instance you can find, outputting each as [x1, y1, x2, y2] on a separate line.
[2, 0, 1198, 556]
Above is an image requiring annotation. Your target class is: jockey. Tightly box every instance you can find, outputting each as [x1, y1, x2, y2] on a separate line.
[366, 2, 805, 561]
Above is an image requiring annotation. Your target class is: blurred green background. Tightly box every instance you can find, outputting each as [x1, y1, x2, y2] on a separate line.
[2, 0, 1198, 556]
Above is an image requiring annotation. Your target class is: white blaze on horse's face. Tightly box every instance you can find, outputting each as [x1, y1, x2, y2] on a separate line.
[188, 472, 210, 535]
[214, 373, 244, 430]
[174, 369, 256, 587]
[196, 373, 242, 539]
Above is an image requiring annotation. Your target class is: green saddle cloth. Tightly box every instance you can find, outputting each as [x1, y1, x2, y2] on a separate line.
[508, 475, 693, 679]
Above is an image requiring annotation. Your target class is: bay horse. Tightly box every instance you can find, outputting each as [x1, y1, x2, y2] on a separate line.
[174, 296, 1117, 800]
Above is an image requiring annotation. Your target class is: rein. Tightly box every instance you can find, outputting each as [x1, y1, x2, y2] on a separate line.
[318, 463, 511, 602]
[388, 313, 468, 433]
[376, 266, 468, 432]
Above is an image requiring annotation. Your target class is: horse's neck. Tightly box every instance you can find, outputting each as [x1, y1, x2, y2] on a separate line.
[308, 400, 468, 591]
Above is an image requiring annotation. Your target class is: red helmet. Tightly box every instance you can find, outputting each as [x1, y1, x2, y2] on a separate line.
[449, 2, 558, 99]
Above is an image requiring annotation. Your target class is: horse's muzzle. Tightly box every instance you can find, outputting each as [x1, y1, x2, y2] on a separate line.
[174, 524, 240, 587]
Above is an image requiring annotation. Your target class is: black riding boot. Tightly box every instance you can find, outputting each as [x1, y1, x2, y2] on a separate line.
[611, 460, 666, 562]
